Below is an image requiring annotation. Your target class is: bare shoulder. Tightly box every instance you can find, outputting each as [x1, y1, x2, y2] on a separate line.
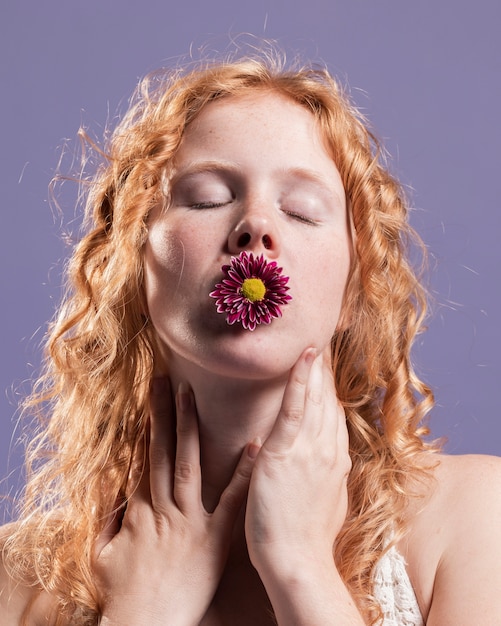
[404, 453, 501, 625]
[427, 453, 501, 538]
[0, 523, 56, 626]
[433, 451, 501, 492]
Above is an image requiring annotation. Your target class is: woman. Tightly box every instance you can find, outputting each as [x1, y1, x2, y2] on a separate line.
[1, 50, 500, 625]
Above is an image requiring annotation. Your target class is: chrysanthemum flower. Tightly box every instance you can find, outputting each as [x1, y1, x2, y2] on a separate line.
[209, 251, 292, 331]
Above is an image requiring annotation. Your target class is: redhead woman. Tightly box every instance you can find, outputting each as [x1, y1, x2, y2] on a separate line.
[1, 51, 500, 625]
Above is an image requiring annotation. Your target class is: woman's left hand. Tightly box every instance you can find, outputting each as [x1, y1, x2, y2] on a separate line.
[245, 346, 352, 579]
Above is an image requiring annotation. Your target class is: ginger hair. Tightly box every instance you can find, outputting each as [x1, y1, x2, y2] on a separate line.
[3, 47, 436, 624]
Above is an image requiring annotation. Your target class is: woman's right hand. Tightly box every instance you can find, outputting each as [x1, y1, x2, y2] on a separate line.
[94, 378, 257, 626]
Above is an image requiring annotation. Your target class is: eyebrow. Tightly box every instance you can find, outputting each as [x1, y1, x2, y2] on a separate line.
[169, 161, 344, 205]
[169, 160, 240, 186]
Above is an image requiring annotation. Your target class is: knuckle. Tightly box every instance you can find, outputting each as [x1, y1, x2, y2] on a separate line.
[149, 444, 168, 469]
[306, 386, 322, 406]
[219, 488, 240, 513]
[121, 501, 144, 531]
[233, 462, 252, 486]
[257, 449, 288, 477]
[340, 452, 352, 477]
[176, 422, 191, 438]
[174, 460, 195, 482]
[282, 405, 303, 425]
[291, 374, 307, 393]
[152, 503, 173, 523]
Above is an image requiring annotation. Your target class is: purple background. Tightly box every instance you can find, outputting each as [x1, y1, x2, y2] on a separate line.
[1, 1, 500, 519]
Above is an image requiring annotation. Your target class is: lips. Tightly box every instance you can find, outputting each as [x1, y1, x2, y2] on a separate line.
[209, 251, 292, 331]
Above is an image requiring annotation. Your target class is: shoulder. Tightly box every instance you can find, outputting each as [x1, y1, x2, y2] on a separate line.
[0, 523, 57, 625]
[403, 453, 501, 624]
[433, 451, 501, 490]
[425, 453, 501, 537]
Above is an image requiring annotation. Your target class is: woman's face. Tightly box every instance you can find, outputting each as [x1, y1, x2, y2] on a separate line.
[144, 91, 352, 381]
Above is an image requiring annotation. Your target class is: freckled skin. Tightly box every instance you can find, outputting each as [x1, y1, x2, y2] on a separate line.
[144, 92, 352, 382]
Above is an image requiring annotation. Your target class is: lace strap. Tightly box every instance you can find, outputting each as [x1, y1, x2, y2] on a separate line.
[372, 544, 424, 626]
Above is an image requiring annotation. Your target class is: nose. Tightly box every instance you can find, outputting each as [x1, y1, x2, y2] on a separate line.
[228, 211, 280, 258]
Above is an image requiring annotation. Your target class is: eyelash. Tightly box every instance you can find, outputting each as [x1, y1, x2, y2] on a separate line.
[282, 210, 317, 225]
[190, 201, 228, 209]
[189, 202, 316, 225]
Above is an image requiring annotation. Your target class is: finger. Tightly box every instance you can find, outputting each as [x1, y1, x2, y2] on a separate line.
[301, 352, 326, 438]
[215, 439, 260, 523]
[319, 347, 348, 443]
[322, 343, 333, 369]
[264, 348, 316, 453]
[335, 408, 351, 474]
[148, 376, 176, 510]
[307, 352, 324, 407]
[322, 345, 338, 396]
[313, 348, 348, 448]
[173, 382, 202, 513]
[93, 497, 126, 558]
[126, 427, 148, 498]
[318, 348, 351, 471]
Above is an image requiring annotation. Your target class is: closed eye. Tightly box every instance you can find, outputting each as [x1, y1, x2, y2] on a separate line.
[282, 210, 318, 225]
[190, 200, 230, 209]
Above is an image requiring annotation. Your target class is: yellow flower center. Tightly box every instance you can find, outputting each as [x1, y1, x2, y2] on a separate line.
[241, 278, 266, 302]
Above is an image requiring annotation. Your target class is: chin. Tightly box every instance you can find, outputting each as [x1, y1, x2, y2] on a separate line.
[199, 331, 306, 380]
[157, 315, 329, 381]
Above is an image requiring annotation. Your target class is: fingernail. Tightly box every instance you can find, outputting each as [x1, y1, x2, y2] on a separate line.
[247, 437, 261, 460]
[177, 382, 191, 411]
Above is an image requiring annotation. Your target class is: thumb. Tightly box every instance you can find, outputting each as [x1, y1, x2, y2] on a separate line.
[214, 439, 261, 522]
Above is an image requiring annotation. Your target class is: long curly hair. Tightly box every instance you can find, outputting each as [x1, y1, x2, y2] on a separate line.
[3, 47, 437, 624]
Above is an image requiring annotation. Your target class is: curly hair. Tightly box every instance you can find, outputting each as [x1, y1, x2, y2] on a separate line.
[2, 47, 437, 624]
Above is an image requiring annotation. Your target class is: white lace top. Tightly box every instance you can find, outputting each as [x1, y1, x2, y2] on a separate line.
[373, 543, 424, 625]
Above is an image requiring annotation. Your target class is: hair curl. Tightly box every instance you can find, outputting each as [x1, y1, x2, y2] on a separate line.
[3, 46, 437, 624]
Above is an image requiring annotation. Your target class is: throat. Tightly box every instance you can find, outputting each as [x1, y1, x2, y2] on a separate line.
[202, 553, 276, 626]
[193, 381, 286, 512]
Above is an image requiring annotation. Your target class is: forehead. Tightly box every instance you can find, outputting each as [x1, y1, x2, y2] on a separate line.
[186, 91, 321, 141]
[175, 91, 337, 174]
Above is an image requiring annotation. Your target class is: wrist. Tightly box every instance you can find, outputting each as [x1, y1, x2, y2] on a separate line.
[256, 548, 336, 589]
[255, 554, 365, 625]
[99, 597, 202, 626]
[251, 540, 332, 581]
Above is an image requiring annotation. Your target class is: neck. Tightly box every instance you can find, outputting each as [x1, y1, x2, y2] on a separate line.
[168, 358, 288, 512]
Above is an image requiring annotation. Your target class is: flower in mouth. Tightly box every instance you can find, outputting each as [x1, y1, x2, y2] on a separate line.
[209, 251, 292, 331]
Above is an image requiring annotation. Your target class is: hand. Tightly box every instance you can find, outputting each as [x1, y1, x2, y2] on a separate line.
[94, 378, 257, 626]
[245, 347, 351, 579]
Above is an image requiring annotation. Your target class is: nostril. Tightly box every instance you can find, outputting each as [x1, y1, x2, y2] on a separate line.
[262, 235, 272, 249]
[237, 233, 251, 247]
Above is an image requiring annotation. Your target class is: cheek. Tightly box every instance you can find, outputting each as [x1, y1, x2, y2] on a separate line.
[312, 233, 351, 281]
[304, 238, 351, 322]
[143, 225, 188, 309]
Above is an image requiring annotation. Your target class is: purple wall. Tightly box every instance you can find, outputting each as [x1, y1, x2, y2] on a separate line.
[1, 1, 500, 519]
